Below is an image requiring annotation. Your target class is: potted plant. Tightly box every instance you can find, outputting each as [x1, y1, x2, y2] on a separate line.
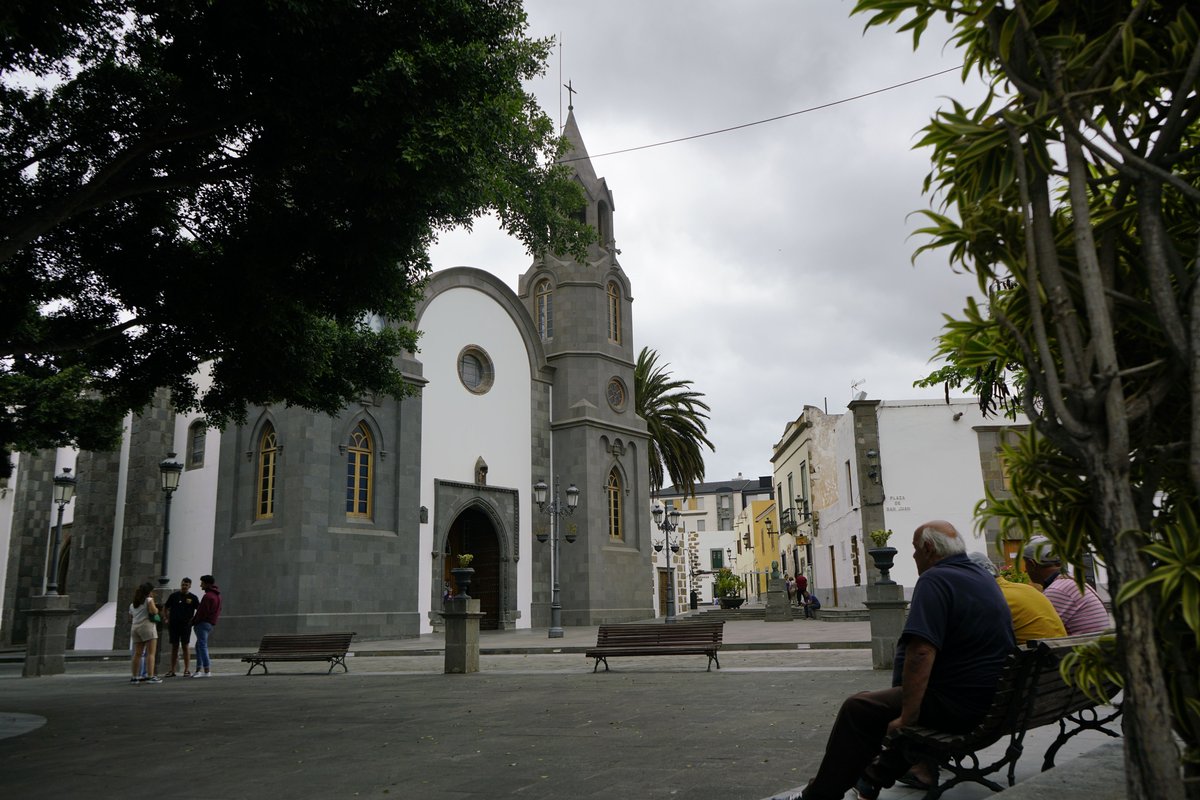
[714, 568, 746, 609]
[867, 529, 898, 585]
[450, 553, 475, 598]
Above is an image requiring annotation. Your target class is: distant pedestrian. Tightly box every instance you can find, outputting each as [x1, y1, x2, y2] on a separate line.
[128, 581, 162, 684]
[803, 591, 820, 619]
[191, 574, 222, 678]
[785, 575, 796, 603]
[163, 577, 200, 677]
[795, 573, 808, 606]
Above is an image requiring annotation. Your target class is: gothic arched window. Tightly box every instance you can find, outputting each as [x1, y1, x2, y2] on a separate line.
[607, 281, 621, 344]
[535, 278, 554, 340]
[607, 469, 623, 541]
[597, 200, 611, 246]
[256, 423, 278, 520]
[187, 419, 206, 468]
[346, 422, 372, 518]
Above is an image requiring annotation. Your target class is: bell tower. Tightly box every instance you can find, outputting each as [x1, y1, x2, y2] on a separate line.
[518, 109, 652, 625]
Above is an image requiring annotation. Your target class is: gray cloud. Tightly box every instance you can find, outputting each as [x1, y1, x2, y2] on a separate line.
[430, 0, 988, 483]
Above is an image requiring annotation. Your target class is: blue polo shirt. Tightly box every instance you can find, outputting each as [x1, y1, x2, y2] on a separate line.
[900, 553, 1016, 718]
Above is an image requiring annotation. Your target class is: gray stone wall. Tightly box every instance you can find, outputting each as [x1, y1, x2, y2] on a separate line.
[113, 390, 177, 649]
[213, 388, 423, 646]
[1, 450, 56, 646]
[64, 447, 122, 646]
[849, 399, 885, 585]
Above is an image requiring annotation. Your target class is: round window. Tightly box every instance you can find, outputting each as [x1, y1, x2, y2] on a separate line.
[606, 377, 627, 410]
[457, 346, 495, 394]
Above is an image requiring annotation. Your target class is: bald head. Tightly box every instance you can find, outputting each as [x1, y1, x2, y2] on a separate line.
[912, 520, 966, 574]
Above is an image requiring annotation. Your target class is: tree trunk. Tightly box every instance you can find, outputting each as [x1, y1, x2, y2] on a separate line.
[1094, 467, 1184, 800]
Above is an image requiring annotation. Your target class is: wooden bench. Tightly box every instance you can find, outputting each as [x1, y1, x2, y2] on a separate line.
[895, 632, 1122, 798]
[585, 621, 724, 672]
[241, 632, 357, 675]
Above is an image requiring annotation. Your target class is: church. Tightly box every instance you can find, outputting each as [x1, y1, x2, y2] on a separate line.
[0, 112, 657, 649]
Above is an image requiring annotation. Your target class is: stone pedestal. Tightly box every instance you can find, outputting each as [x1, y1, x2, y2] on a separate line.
[764, 577, 794, 622]
[23, 594, 75, 677]
[865, 581, 908, 670]
[441, 597, 484, 674]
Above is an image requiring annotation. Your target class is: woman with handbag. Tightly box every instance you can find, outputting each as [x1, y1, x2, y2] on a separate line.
[129, 581, 163, 684]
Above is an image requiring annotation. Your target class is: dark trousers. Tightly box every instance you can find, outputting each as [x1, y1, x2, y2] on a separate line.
[803, 686, 971, 800]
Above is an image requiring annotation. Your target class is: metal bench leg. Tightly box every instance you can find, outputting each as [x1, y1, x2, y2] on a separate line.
[245, 661, 268, 676]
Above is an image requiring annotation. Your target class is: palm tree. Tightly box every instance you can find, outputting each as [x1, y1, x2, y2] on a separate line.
[634, 346, 714, 495]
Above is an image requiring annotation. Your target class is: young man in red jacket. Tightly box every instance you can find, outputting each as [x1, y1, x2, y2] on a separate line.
[191, 575, 222, 678]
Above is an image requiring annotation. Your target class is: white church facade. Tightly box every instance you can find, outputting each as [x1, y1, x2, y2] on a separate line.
[0, 113, 657, 649]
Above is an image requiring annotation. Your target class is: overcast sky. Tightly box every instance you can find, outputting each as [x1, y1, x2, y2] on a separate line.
[430, 0, 987, 484]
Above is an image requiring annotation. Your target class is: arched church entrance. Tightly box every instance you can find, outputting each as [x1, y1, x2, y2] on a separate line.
[444, 507, 501, 631]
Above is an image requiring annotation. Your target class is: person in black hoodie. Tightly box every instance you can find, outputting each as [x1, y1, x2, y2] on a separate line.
[190, 575, 222, 678]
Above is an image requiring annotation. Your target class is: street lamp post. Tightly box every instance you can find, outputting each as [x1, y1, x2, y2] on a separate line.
[533, 477, 579, 639]
[158, 453, 183, 588]
[45, 468, 78, 595]
[651, 502, 682, 623]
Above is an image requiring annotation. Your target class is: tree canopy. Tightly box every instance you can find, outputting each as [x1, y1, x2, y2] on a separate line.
[852, 0, 1199, 796]
[634, 346, 714, 496]
[0, 0, 591, 478]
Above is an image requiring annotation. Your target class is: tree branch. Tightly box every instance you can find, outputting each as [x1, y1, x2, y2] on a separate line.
[3, 317, 146, 358]
[1006, 122, 1090, 439]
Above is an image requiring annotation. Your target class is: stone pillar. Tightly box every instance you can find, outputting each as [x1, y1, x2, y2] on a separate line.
[441, 597, 484, 674]
[865, 581, 908, 670]
[22, 594, 75, 677]
[764, 577, 794, 622]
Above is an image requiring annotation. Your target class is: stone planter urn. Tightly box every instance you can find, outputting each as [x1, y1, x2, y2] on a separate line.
[450, 567, 475, 598]
[868, 547, 898, 585]
[718, 596, 745, 610]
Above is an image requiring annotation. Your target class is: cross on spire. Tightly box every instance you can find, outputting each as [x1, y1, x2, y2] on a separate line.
[563, 79, 577, 111]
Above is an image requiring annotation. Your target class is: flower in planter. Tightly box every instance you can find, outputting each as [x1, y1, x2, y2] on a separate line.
[457, 553, 474, 568]
[714, 568, 744, 598]
[868, 529, 894, 549]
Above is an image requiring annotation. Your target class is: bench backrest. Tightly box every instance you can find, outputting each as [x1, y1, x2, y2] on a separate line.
[949, 647, 1042, 745]
[1022, 633, 1120, 729]
[595, 622, 724, 647]
[258, 632, 356, 652]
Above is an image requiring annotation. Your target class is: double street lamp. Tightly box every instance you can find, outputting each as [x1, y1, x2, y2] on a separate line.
[158, 453, 183, 588]
[45, 467, 78, 595]
[652, 503, 682, 623]
[533, 477, 579, 639]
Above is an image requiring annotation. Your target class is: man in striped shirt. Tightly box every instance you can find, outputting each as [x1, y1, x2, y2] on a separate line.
[1023, 537, 1110, 635]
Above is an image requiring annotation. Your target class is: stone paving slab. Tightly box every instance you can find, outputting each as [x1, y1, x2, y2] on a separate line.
[0, 646, 1120, 800]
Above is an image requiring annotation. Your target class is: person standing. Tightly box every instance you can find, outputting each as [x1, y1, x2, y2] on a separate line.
[191, 574, 222, 678]
[795, 573, 808, 607]
[164, 577, 200, 677]
[128, 581, 163, 684]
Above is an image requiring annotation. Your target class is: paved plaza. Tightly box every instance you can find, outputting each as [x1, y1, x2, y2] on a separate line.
[0, 619, 1125, 799]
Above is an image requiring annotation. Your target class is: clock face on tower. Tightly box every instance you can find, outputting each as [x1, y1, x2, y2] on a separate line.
[606, 377, 626, 410]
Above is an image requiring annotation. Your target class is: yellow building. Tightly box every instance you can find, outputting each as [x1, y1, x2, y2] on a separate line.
[747, 499, 778, 596]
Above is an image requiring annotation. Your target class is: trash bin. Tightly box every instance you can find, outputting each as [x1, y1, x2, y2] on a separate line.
[689, 590, 699, 610]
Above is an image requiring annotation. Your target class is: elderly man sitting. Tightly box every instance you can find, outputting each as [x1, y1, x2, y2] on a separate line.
[967, 551, 1066, 644]
[1023, 536, 1110, 635]
[794, 521, 1015, 800]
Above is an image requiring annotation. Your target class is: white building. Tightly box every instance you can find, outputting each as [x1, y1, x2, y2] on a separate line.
[651, 475, 774, 613]
[772, 397, 1029, 607]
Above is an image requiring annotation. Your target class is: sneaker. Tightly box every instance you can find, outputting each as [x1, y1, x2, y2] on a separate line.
[129, 678, 140, 684]
[191, 671, 209, 678]
[145, 676, 163, 684]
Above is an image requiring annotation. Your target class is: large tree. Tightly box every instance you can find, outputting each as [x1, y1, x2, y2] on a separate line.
[0, 0, 591, 478]
[634, 346, 714, 496]
[852, 0, 1199, 796]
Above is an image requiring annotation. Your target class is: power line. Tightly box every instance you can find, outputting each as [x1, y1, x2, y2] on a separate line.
[562, 65, 963, 162]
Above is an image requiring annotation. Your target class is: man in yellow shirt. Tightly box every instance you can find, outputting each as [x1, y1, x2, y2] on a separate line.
[968, 552, 1066, 644]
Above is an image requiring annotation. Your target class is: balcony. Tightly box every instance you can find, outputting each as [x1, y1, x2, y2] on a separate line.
[780, 507, 799, 533]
